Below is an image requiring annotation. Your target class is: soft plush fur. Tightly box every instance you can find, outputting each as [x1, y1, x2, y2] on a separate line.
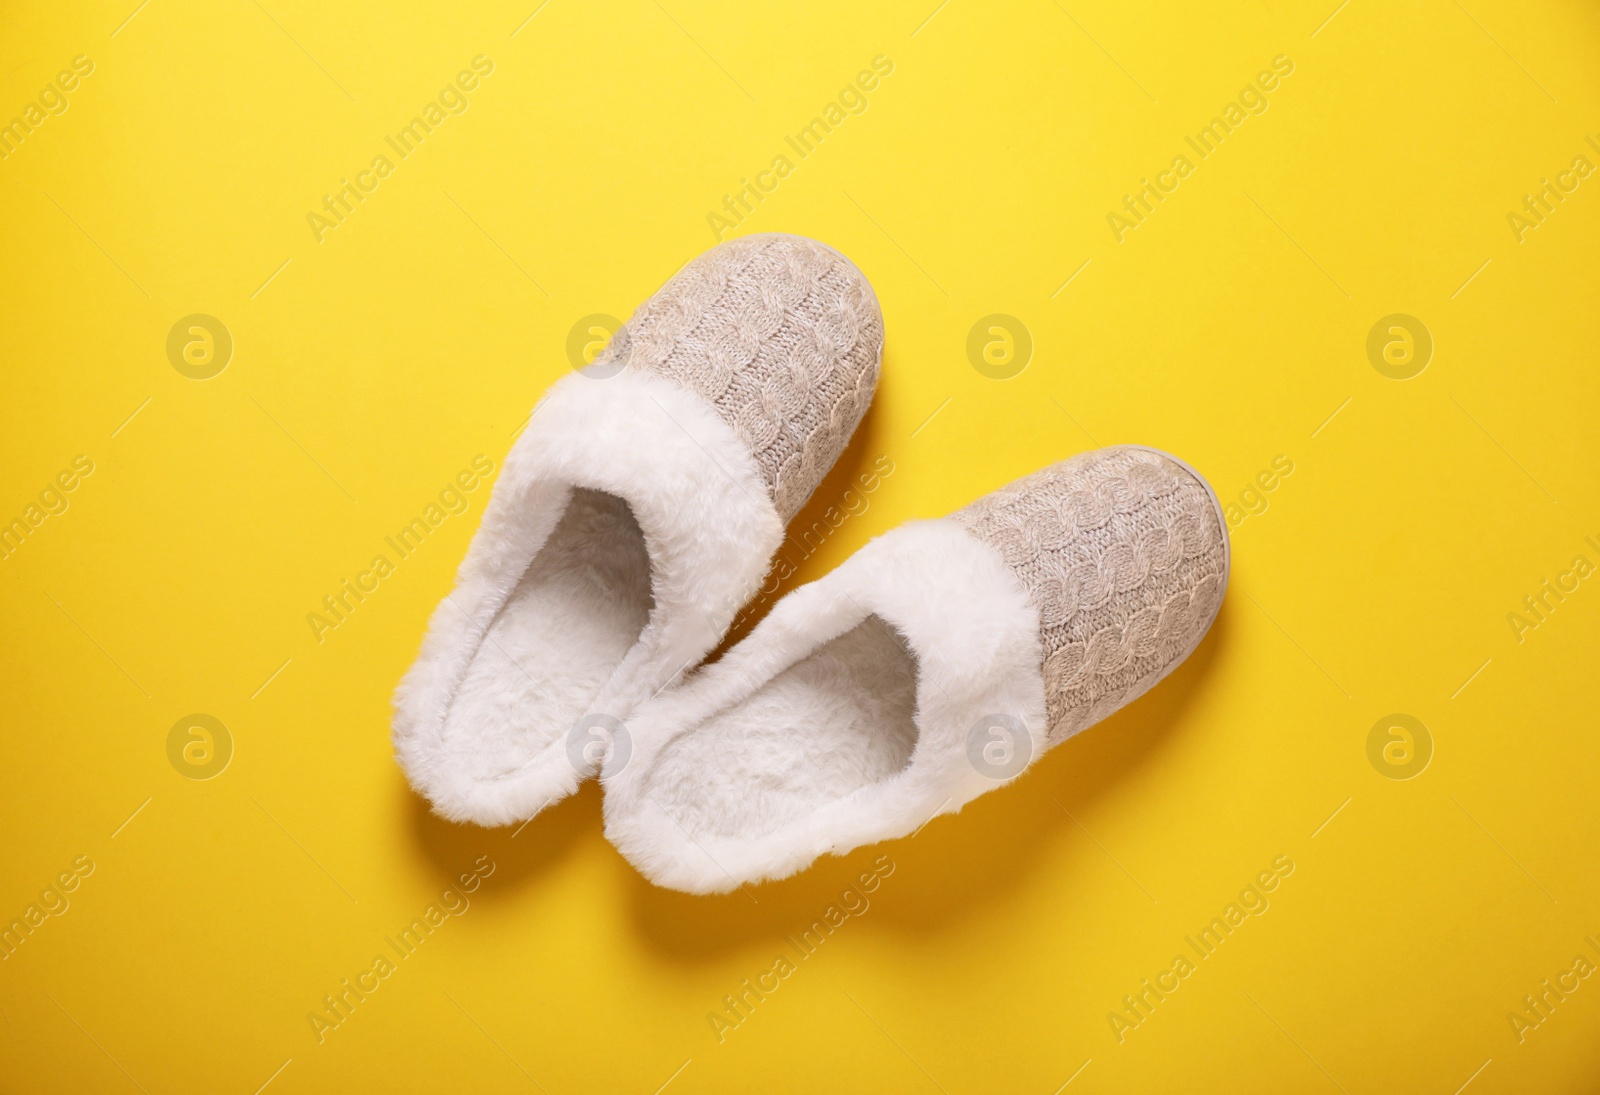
[393, 368, 784, 826]
[601, 518, 1048, 893]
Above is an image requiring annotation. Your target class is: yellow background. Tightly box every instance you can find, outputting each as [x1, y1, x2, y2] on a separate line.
[3, 0, 1598, 1091]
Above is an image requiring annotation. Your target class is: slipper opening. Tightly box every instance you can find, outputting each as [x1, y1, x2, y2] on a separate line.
[436, 487, 654, 784]
[638, 614, 919, 844]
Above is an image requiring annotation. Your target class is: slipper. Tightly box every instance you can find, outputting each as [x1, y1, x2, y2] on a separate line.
[393, 234, 884, 826]
[602, 445, 1228, 892]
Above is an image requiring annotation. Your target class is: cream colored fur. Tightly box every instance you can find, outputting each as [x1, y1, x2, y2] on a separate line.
[393, 368, 784, 827]
[602, 518, 1048, 893]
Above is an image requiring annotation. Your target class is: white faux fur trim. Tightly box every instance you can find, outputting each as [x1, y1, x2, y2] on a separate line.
[393, 368, 785, 826]
[602, 518, 1047, 893]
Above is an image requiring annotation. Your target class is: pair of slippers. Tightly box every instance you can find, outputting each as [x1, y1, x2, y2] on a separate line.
[393, 234, 1228, 894]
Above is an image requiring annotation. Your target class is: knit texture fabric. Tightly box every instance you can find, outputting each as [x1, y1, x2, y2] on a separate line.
[952, 447, 1227, 745]
[592, 234, 883, 521]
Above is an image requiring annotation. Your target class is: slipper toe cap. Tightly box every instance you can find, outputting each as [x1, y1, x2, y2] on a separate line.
[596, 233, 884, 520]
[953, 445, 1229, 745]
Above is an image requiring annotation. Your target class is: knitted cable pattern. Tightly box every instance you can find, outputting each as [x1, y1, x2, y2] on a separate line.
[592, 235, 884, 521]
[953, 447, 1228, 745]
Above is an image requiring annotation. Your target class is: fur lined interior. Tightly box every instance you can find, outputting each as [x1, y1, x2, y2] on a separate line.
[641, 618, 918, 842]
[392, 368, 786, 828]
[603, 518, 1050, 893]
[436, 489, 653, 784]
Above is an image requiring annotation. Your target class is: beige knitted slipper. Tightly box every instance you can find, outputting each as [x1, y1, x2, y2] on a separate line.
[602, 446, 1227, 892]
[394, 235, 883, 827]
